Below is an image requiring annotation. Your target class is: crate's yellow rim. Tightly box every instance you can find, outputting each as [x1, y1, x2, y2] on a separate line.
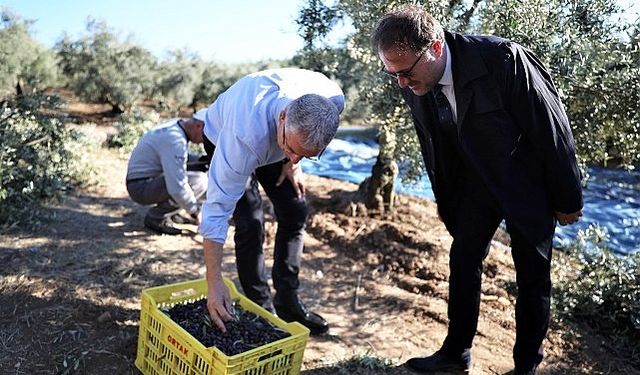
[141, 277, 310, 361]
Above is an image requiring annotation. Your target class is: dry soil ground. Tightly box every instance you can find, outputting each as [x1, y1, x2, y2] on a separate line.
[0, 107, 638, 374]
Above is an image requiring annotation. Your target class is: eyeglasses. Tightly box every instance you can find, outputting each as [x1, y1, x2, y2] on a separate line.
[381, 50, 425, 79]
[282, 124, 325, 163]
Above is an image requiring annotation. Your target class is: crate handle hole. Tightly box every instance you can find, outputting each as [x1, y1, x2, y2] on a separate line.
[258, 349, 282, 363]
[169, 288, 198, 300]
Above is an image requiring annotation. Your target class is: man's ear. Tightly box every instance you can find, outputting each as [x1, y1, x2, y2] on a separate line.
[432, 39, 444, 58]
[279, 110, 286, 122]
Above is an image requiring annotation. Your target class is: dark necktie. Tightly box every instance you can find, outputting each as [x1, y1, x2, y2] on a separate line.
[432, 84, 456, 132]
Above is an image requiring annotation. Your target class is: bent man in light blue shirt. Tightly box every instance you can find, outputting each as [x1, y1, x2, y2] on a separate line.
[198, 68, 344, 334]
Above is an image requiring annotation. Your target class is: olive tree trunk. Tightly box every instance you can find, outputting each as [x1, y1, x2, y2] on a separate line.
[356, 127, 398, 214]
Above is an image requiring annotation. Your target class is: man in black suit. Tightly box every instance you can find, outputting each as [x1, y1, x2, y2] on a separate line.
[372, 5, 583, 375]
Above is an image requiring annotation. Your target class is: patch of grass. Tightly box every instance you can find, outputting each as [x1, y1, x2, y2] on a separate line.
[553, 224, 640, 368]
[309, 351, 398, 374]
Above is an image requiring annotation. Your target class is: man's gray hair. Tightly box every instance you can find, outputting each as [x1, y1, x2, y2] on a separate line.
[285, 94, 340, 151]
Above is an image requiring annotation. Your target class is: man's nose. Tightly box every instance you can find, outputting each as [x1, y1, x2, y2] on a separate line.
[397, 75, 410, 88]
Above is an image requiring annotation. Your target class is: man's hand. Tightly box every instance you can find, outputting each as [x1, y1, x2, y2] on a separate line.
[276, 160, 305, 198]
[206, 275, 233, 332]
[190, 210, 201, 226]
[203, 239, 234, 332]
[555, 210, 583, 226]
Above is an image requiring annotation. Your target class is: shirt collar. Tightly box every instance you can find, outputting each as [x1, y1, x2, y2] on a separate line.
[176, 119, 189, 141]
[438, 42, 453, 87]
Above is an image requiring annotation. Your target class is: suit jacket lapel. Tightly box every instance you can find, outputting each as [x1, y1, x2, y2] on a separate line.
[445, 32, 488, 130]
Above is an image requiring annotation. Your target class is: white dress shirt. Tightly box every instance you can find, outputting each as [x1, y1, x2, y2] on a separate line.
[199, 68, 344, 244]
[438, 43, 458, 124]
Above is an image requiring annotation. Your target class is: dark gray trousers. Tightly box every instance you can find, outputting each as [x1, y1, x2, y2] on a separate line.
[126, 171, 207, 219]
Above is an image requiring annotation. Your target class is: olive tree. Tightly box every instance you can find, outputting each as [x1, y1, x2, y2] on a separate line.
[155, 49, 205, 112]
[295, 1, 439, 212]
[0, 9, 59, 97]
[0, 93, 87, 228]
[292, 2, 372, 124]
[478, 0, 640, 169]
[56, 19, 158, 113]
[297, 0, 640, 213]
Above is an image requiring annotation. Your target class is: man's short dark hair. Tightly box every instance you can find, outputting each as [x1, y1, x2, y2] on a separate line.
[372, 5, 444, 54]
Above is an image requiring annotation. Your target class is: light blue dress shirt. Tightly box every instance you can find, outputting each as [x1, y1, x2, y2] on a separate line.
[199, 68, 345, 244]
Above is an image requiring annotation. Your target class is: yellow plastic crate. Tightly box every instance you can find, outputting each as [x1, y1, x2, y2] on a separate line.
[135, 278, 310, 375]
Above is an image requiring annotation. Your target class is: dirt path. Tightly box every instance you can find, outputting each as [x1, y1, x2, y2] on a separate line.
[0, 124, 636, 375]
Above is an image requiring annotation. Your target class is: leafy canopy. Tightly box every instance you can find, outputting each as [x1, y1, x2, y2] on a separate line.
[0, 9, 59, 96]
[56, 19, 158, 113]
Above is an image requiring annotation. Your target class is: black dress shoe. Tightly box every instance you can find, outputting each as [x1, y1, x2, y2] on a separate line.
[274, 294, 329, 335]
[512, 367, 537, 375]
[144, 215, 182, 235]
[405, 350, 472, 374]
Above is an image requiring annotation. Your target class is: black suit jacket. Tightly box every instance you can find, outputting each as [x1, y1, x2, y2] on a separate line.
[402, 32, 583, 256]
